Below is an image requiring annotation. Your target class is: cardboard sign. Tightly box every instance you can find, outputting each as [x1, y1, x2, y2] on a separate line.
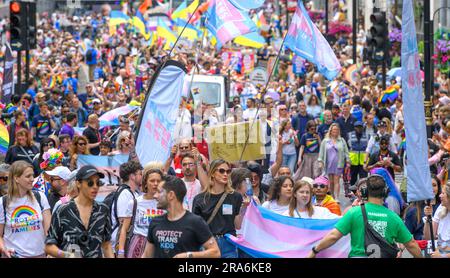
[249, 67, 268, 87]
[206, 121, 265, 162]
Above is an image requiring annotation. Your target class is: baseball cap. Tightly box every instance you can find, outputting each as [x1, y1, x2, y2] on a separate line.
[92, 98, 102, 104]
[314, 176, 329, 186]
[354, 121, 363, 127]
[76, 165, 105, 181]
[46, 166, 75, 181]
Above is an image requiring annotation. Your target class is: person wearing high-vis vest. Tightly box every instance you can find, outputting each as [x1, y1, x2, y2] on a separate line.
[347, 121, 368, 187]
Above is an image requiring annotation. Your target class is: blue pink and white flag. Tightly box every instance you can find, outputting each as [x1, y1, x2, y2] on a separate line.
[77, 154, 129, 188]
[226, 202, 350, 258]
[135, 61, 187, 165]
[402, 0, 434, 202]
[98, 104, 139, 128]
[205, 0, 258, 49]
[228, 0, 265, 11]
[285, 0, 341, 80]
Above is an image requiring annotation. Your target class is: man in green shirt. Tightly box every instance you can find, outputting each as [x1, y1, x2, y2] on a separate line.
[307, 175, 422, 258]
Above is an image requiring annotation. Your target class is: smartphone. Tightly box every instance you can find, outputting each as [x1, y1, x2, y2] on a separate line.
[245, 178, 253, 196]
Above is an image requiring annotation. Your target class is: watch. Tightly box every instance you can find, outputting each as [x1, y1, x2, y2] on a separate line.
[186, 252, 193, 258]
[312, 246, 320, 255]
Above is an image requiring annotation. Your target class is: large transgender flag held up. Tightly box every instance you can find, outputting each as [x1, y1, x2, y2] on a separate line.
[226, 202, 350, 258]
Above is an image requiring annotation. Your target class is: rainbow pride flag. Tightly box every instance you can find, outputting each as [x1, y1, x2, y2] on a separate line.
[47, 76, 56, 89]
[226, 202, 350, 258]
[0, 120, 9, 154]
[378, 84, 400, 103]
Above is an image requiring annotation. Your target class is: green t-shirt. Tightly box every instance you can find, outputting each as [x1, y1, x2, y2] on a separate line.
[335, 203, 413, 258]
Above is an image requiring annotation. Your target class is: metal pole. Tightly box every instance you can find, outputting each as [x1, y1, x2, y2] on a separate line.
[17, 50, 22, 94]
[325, 0, 329, 34]
[382, 58, 386, 90]
[424, 0, 433, 139]
[353, 0, 357, 64]
[25, 48, 30, 89]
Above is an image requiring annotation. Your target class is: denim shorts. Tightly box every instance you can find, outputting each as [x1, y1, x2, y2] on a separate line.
[215, 236, 238, 258]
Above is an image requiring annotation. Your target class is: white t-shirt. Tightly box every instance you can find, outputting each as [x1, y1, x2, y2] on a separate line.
[111, 188, 139, 250]
[124, 195, 165, 237]
[433, 205, 450, 242]
[182, 178, 202, 212]
[243, 108, 259, 120]
[262, 200, 289, 215]
[0, 192, 50, 257]
[282, 206, 340, 219]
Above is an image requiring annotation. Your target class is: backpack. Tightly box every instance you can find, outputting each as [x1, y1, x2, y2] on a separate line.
[102, 184, 134, 231]
[361, 204, 399, 258]
[86, 49, 94, 63]
[2, 191, 44, 222]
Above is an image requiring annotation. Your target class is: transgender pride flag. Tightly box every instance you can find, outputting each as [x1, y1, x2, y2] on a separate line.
[226, 202, 350, 258]
[98, 104, 139, 128]
[205, 0, 257, 49]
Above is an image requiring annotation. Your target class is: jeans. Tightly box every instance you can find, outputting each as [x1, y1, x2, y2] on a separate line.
[282, 154, 297, 174]
[216, 236, 238, 258]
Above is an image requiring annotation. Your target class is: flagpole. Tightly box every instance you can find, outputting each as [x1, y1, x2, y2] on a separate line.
[238, 30, 289, 162]
[142, 0, 202, 99]
[176, 21, 207, 141]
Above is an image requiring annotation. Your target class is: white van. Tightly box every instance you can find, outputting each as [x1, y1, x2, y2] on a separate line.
[184, 74, 229, 121]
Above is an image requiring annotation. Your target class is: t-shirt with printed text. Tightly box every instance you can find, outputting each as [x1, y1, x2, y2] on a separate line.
[334, 203, 413, 257]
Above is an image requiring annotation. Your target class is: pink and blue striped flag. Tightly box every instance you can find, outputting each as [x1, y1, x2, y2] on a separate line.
[78, 154, 129, 193]
[98, 104, 139, 128]
[205, 0, 257, 49]
[226, 202, 350, 258]
[285, 0, 341, 80]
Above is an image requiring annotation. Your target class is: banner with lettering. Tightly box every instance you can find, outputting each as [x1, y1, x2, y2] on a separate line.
[135, 60, 187, 165]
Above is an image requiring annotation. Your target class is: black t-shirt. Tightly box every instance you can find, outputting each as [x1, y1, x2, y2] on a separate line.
[192, 191, 243, 236]
[83, 126, 101, 155]
[47, 191, 64, 212]
[377, 108, 392, 122]
[147, 211, 212, 258]
[368, 150, 401, 178]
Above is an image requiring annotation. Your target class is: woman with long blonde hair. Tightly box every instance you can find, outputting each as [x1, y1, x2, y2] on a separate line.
[192, 159, 246, 258]
[283, 180, 339, 219]
[0, 161, 51, 258]
[318, 123, 350, 200]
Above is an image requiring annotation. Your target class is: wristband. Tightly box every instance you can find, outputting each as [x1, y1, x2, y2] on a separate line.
[117, 250, 125, 255]
[57, 249, 63, 258]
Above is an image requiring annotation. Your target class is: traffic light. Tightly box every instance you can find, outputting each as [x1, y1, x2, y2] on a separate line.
[368, 12, 388, 52]
[10, 1, 26, 51]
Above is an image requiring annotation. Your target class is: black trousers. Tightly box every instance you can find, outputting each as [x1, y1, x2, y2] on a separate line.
[350, 165, 368, 186]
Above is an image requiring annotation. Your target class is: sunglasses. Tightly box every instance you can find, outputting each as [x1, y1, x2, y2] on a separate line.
[0, 176, 8, 181]
[44, 143, 55, 148]
[87, 180, 104, 187]
[179, 146, 190, 150]
[279, 108, 287, 111]
[78, 142, 87, 146]
[313, 184, 327, 189]
[217, 168, 231, 175]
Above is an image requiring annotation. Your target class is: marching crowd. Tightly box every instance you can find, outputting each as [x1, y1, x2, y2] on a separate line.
[0, 2, 449, 258]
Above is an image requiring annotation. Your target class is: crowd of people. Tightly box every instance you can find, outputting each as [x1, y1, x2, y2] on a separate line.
[0, 1, 449, 258]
